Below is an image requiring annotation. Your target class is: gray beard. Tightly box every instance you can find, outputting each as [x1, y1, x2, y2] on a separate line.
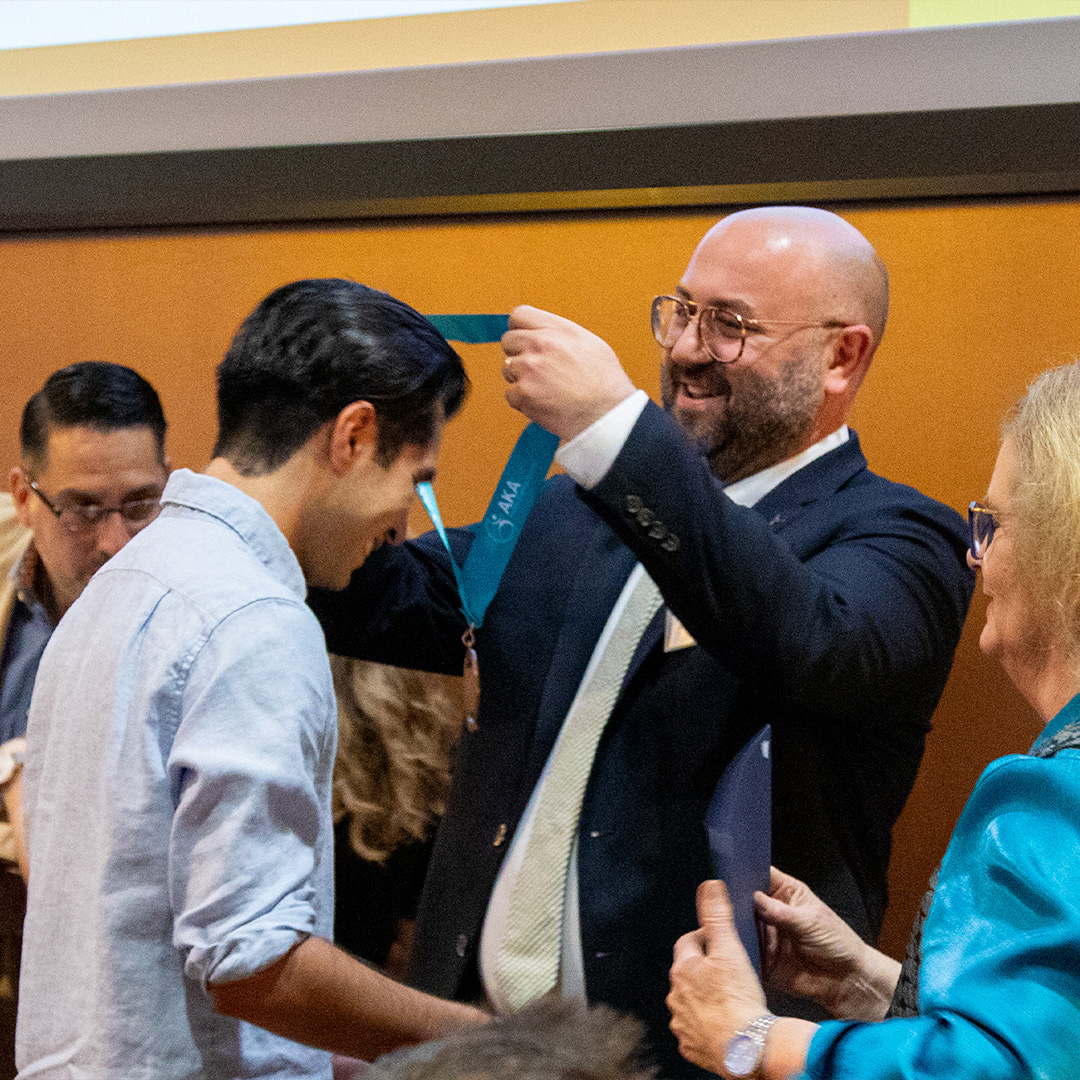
[662, 356, 824, 484]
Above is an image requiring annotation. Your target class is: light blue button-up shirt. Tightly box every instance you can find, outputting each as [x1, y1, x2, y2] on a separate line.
[18, 470, 337, 1080]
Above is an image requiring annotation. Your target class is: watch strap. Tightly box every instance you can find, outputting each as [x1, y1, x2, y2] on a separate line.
[723, 1012, 778, 1079]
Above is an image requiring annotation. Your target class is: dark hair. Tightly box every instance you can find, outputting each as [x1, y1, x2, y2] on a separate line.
[372, 997, 656, 1080]
[212, 279, 468, 475]
[21, 362, 167, 469]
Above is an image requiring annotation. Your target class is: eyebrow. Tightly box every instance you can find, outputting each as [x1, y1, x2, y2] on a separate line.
[53, 484, 164, 505]
[674, 285, 756, 320]
[413, 467, 437, 485]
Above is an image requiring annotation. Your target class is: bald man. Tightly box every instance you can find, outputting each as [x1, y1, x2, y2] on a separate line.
[309, 208, 974, 1078]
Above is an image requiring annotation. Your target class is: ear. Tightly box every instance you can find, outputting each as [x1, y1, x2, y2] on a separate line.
[328, 401, 379, 477]
[10, 467, 32, 528]
[823, 324, 875, 398]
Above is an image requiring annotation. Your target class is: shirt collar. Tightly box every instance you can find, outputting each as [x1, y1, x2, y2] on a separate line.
[160, 469, 307, 600]
[1032, 690, 1080, 752]
[9, 540, 54, 621]
[722, 426, 850, 508]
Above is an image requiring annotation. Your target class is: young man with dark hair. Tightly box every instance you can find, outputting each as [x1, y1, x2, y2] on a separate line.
[16, 280, 483, 1080]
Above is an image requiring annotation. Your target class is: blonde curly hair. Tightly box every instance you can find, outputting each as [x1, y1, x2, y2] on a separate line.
[330, 657, 465, 866]
[1002, 361, 1080, 664]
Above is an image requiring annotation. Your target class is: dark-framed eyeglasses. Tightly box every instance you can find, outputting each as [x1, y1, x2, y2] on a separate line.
[28, 481, 162, 536]
[651, 294, 850, 365]
[968, 501, 1000, 563]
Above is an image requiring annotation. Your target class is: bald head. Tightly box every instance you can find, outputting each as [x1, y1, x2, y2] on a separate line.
[693, 206, 889, 345]
[662, 205, 889, 482]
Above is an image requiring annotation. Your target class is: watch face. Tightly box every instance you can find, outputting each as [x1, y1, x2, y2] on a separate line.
[723, 1033, 759, 1078]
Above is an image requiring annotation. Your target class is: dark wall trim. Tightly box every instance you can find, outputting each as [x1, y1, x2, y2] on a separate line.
[2, 18, 1078, 232]
[3, 103, 1078, 232]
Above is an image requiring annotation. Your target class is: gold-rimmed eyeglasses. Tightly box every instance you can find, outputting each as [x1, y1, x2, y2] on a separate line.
[29, 480, 162, 536]
[650, 294, 850, 365]
[968, 501, 1000, 563]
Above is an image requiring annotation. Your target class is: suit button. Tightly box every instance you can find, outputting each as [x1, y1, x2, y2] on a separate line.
[625, 495, 643, 513]
[493, 823, 507, 846]
[465, 715, 478, 732]
[589, 830, 600, 839]
[637, 507, 654, 526]
[661, 535, 680, 553]
[456, 933, 468, 958]
[648, 522, 666, 540]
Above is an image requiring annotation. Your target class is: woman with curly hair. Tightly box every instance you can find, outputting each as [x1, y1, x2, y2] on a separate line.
[330, 658, 464, 975]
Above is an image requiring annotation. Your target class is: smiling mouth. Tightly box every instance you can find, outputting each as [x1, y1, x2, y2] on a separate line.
[678, 384, 721, 400]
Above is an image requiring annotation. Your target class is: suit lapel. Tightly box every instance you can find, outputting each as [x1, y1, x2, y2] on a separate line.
[622, 435, 868, 686]
[521, 434, 868, 784]
[753, 432, 867, 531]
[521, 519, 638, 789]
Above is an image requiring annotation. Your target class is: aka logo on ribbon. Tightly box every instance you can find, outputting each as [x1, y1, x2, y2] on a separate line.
[486, 480, 523, 543]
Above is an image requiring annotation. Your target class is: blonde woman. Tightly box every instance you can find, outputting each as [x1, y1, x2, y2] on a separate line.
[331, 658, 464, 975]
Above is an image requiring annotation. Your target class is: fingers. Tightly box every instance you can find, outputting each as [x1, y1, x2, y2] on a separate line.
[769, 864, 806, 898]
[502, 305, 566, 358]
[496, 304, 636, 440]
[754, 889, 804, 932]
[507, 304, 567, 331]
[672, 927, 707, 967]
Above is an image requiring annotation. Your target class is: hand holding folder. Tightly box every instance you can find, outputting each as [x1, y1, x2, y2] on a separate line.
[703, 725, 772, 973]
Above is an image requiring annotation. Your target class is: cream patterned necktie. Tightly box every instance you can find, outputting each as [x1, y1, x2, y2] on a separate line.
[493, 569, 663, 1010]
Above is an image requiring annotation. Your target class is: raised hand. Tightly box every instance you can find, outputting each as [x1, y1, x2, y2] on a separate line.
[501, 305, 637, 440]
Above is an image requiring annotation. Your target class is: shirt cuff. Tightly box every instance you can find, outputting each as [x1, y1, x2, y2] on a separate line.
[555, 389, 649, 490]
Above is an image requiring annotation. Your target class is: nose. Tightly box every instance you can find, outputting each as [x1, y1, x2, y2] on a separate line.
[667, 311, 709, 367]
[96, 509, 133, 559]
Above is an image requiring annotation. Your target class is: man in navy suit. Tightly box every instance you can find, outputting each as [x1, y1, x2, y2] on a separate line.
[309, 207, 974, 1078]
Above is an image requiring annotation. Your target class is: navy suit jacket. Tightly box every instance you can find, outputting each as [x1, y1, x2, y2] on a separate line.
[310, 403, 974, 1078]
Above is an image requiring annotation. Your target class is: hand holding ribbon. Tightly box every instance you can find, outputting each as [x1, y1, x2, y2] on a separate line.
[501, 305, 637, 441]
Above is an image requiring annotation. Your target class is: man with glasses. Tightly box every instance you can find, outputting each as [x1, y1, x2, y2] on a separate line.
[310, 207, 975, 1078]
[0, 361, 167, 1079]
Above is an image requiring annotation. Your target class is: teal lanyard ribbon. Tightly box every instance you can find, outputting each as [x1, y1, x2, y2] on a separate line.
[419, 314, 559, 630]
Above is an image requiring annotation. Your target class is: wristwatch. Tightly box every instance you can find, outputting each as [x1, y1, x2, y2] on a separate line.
[723, 1013, 778, 1079]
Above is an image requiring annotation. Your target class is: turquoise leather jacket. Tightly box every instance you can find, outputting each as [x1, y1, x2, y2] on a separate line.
[804, 692, 1080, 1079]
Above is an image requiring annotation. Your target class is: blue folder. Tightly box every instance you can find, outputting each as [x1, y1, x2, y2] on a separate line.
[703, 725, 772, 973]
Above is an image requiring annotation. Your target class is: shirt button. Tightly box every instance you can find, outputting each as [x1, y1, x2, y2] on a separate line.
[456, 934, 468, 958]
[493, 823, 507, 846]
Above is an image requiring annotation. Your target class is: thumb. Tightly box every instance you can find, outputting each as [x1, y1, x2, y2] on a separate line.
[508, 303, 553, 330]
[696, 879, 738, 954]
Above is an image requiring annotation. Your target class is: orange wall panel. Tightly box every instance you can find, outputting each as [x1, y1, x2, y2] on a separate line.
[2, 197, 1078, 957]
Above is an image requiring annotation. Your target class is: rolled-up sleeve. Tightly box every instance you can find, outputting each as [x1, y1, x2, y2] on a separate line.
[166, 598, 336, 989]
